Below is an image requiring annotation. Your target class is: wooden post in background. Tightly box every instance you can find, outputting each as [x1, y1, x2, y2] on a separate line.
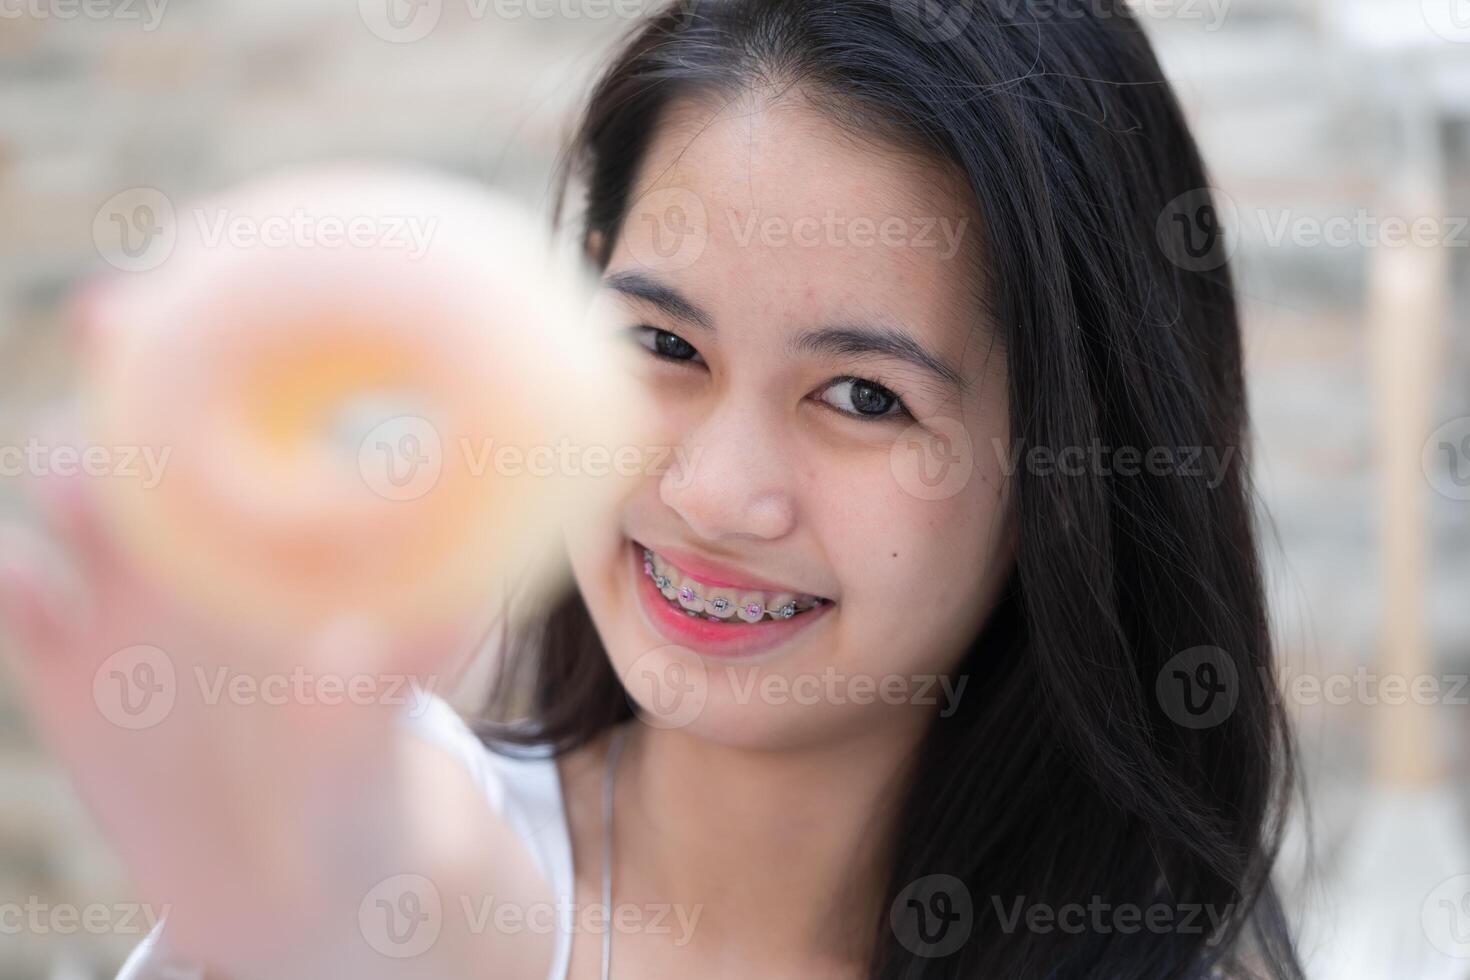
[1366, 87, 1447, 790]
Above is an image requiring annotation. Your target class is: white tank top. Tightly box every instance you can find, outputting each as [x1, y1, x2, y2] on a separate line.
[115, 693, 576, 980]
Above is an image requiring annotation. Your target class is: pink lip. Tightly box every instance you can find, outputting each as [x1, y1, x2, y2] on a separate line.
[629, 539, 832, 658]
[636, 540, 820, 595]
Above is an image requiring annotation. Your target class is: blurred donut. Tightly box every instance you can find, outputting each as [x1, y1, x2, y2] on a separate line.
[79, 164, 650, 633]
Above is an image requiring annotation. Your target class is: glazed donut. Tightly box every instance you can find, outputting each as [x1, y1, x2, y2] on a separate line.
[80, 165, 651, 632]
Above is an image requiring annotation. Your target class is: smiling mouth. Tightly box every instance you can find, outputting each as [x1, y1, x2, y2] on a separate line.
[637, 543, 832, 625]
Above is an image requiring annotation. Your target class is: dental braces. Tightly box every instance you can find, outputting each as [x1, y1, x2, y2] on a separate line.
[642, 548, 820, 622]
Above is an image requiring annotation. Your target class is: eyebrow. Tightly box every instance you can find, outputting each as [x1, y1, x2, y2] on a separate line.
[790, 326, 967, 394]
[603, 269, 713, 330]
[601, 269, 967, 394]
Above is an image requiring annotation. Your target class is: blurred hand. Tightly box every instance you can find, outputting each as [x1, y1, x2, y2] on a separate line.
[0, 164, 637, 980]
[0, 436, 557, 980]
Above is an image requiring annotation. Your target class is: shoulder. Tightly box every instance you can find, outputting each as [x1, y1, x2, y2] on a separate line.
[400, 691, 560, 825]
[400, 692, 575, 885]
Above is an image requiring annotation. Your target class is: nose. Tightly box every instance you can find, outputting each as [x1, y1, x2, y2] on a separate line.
[658, 398, 797, 542]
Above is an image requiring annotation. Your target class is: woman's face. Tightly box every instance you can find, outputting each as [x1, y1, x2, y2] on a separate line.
[565, 91, 1014, 749]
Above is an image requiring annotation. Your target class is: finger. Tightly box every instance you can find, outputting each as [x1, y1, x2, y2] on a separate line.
[395, 613, 491, 690]
[287, 613, 397, 733]
[0, 521, 90, 659]
[64, 270, 121, 356]
[21, 409, 127, 582]
[0, 548, 55, 669]
[0, 522, 102, 747]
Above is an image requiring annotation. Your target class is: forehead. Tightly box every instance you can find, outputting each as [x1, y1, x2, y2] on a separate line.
[613, 90, 987, 355]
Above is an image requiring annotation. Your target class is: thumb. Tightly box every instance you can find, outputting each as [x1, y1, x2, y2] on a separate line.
[0, 521, 93, 671]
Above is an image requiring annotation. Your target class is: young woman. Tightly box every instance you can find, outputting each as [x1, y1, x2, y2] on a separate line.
[7, 1, 1302, 978]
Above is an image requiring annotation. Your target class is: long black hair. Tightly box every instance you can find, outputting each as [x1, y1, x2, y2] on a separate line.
[477, 2, 1302, 977]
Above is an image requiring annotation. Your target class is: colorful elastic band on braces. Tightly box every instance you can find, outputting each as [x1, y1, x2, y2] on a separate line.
[642, 548, 817, 621]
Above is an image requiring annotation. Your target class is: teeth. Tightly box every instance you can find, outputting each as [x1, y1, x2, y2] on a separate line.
[704, 589, 738, 618]
[676, 578, 704, 614]
[736, 594, 765, 623]
[641, 546, 824, 624]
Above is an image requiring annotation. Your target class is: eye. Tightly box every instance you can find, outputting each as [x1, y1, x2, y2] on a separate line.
[629, 325, 704, 365]
[817, 376, 911, 422]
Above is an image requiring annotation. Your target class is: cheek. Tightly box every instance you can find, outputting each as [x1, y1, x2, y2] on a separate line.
[813, 448, 1010, 672]
[563, 479, 679, 674]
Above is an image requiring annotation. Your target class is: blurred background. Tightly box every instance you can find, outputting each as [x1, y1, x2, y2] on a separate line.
[0, 0, 1467, 977]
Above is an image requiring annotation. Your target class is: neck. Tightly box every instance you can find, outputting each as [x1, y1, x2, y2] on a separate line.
[617, 709, 931, 968]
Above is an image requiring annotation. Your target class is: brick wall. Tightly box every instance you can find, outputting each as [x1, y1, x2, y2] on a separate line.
[1, 2, 1466, 976]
